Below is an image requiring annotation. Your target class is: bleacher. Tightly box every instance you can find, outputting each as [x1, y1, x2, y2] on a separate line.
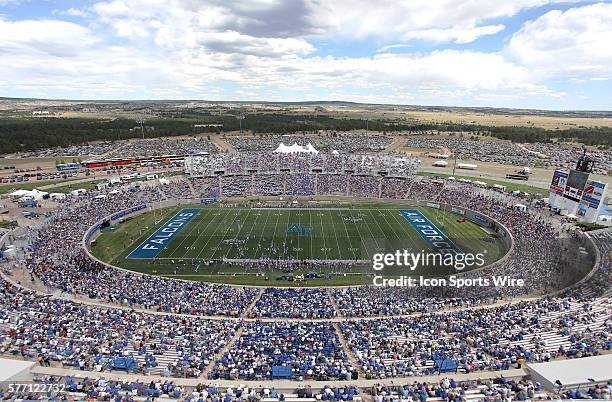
[376, 383, 549, 401]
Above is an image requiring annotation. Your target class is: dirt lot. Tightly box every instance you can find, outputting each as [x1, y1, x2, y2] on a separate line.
[400, 110, 612, 129]
[411, 153, 612, 190]
[303, 104, 612, 129]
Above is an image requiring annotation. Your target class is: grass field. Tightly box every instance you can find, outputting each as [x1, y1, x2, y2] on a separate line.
[92, 201, 507, 286]
[0, 178, 84, 194]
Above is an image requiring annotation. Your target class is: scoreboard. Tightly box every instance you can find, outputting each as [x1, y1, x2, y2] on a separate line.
[549, 169, 608, 223]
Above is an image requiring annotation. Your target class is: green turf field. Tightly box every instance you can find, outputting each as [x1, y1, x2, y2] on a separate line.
[91, 201, 507, 285]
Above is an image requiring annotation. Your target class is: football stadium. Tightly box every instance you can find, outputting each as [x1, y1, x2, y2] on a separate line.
[1, 1, 612, 400]
[0, 137, 610, 400]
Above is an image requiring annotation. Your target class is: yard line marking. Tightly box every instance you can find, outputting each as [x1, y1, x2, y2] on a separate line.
[326, 210, 343, 260]
[309, 209, 314, 258]
[296, 209, 301, 260]
[223, 207, 253, 259]
[196, 208, 242, 260]
[259, 210, 274, 258]
[281, 209, 291, 259]
[339, 210, 358, 261]
[165, 209, 210, 258]
[377, 209, 404, 241]
[180, 208, 228, 258]
[345, 208, 372, 258]
[351, 208, 382, 256]
[166, 207, 219, 258]
[210, 208, 244, 260]
[238, 208, 262, 260]
[317, 208, 329, 260]
[177, 209, 221, 258]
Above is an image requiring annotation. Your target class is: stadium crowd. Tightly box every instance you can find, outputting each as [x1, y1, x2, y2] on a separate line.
[209, 321, 355, 381]
[332, 289, 496, 317]
[5, 374, 612, 400]
[341, 297, 611, 379]
[11, 170, 606, 319]
[405, 137, 611, 174]
[226, 133, 391, 153]
[185, 152, 419, 177]
[369, 377, 552, 401]
[0, 375, 365, 401]
[12, 137, 218, 159]
[0, 277, 238, 378]
[249, 288, 337, 319]
[0, 154, 609, 388]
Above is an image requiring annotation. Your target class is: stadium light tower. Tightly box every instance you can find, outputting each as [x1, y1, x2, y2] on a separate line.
[238, 115, 246, 133]
[362, 117, 369, 134]
[137, 119, 146, 140]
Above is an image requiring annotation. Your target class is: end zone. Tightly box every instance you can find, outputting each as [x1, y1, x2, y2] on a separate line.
[127, 208, 200, 259]
[400, 209, 462, 255]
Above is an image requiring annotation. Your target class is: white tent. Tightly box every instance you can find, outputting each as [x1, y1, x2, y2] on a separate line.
[273, 142, 319, 154]
[514, 203, 527, 212]
[70, 189, 87, 196]
[49, 193, 66, 200]
[304, 143, 319, 154]
[9, 189, 48, 201]
[331, 150, 340, 155]
[9, 189, 30, 198]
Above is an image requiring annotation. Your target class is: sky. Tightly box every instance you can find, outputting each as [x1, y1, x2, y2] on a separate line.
[1, 0, 611, 110]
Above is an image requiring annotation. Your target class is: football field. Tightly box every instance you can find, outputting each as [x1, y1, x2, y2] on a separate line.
[92, 202, 507, 285]
[139, 207, 444, 261]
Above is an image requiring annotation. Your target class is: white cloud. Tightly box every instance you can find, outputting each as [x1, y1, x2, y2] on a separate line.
[314, 0, 581, 43]
[85, 0, 580, 56]
[0, 0, 603, 108]
[376, 44, 412, 53]
[401, 24, 505, 44]
[0, 18, 97, 57]
[0, 0, 24, 5]
[506, 2, 612, 80]
[89, 0, 319, 57]
[63, 8, 90, 18]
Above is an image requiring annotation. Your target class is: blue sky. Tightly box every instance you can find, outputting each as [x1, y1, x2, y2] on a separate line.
[1, 0, 611, 110]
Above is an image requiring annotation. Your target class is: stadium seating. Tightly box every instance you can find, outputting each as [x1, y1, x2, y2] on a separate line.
[0, 150, 609, 399]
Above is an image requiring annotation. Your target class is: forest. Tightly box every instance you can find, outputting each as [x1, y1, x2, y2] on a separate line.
[0, 113, 610, 154]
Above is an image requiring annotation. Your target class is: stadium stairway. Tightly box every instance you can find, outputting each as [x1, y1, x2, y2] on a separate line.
[201, 326, 244, 379]
[123, 337, 186, 376]
[333, 322, 365, 378]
